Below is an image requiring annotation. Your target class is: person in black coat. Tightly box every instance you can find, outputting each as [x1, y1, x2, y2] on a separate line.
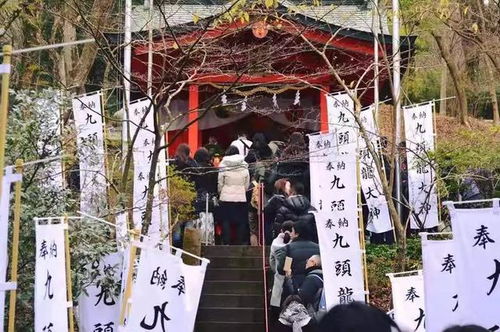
[284, 254, 323, 308]
[192, 147, 218, 213]
[264, 178, 289, 244]
[276, 220, 320, 291]
[173, 143, 198, 180]
[275, 182, 317, 243]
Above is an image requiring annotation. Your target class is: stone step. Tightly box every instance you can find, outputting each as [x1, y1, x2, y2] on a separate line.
[203, 245, 270, 257]
[203, 280, 264, 295]
[199, 294, 264, 308]
[195, 321, 265, 332]
[208, 256, 263, 269]
[197, 307, 265, 323]
[205, 268, 263, 281]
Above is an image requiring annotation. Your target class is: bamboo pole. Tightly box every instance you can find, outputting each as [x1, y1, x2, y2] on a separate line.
[63, 216, 75, 332]
[7, 159, 23, 332]
[0, 45, 12, 196]
[357, 149, 370, 304]
[119, 229, 139, 325]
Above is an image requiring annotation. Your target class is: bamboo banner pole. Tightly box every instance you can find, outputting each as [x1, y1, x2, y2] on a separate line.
[356, 148, 370, 304]
[7, 159, 23, 332]
[63, 216, 75, 332]
[119, 229, 139, 325]
[0, 45, 12, 197]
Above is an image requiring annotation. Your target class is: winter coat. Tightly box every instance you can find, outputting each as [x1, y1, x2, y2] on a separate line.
[192, 162, 219, 212]
[275, 195, 318, 242]
[218, 154, 250, 202]
[270, 233, 288, 307]
[297, 268, 323, 307]
[276, 238, 320, 289]
[173, 157, 198, 182]
[265, 195, 286, 226]
[193, 163, 218, 195]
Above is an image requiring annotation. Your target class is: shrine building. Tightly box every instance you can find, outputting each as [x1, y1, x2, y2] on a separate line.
[126, 0, 415, 155]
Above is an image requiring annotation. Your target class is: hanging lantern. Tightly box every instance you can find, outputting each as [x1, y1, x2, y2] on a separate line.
[272, 94, 278, 108]
[221, 94, 227, 105]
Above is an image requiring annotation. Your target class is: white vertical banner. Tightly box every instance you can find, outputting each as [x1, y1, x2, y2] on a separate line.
[0, 169, 22, 332]
[35, 220, 69, 332]
[447, 201, 500, 329]
[359, 106, 393, 233]
[126, 247, 187, 331]
[77, 252, 123, 332]
[326, 93, 355, 141]
[389, 272, 426, 332]
[403, 102, 438, 229]
[180, 261, 208, 332]
[309, 133, 365, 309]
[421, 237, 459, 332]
[129, 99, 166, 238]
[73, 92, 107, 215]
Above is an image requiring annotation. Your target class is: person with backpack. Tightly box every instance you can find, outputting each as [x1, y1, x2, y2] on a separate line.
[276, 220, 319, 291]
[278, 255, 324, 331]
[245, 135, 273, 246]
[229, 132, 252, 157]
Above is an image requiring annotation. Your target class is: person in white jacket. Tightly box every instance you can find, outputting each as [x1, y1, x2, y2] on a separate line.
[218, 145, 250, 244]
[229, 133, 252, 157]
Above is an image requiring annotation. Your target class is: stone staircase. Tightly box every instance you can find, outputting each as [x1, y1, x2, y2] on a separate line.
[195, 245, 267, 332]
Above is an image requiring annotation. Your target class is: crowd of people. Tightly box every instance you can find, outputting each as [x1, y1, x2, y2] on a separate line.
[172, 131, 312, 247]
[173, 133, 494, 332]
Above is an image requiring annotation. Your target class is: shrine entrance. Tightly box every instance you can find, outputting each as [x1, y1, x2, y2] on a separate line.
[201, 112, 315, 149]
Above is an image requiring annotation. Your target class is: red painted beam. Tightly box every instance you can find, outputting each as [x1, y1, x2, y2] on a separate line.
[134, 19, 384, 57]
[192, 73, 332, 84]
[319, 85, 330, 132]
[188, 85, 199, 154]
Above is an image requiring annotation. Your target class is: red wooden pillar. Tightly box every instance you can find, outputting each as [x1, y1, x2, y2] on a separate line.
[188, 85, 199, 154]
[319, 85, 330, 132]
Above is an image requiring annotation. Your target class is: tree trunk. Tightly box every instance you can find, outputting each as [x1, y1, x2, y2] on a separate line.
[439, 61, 448, 115]
[485, 58, 499, 124]
[432, 32, 470, 126]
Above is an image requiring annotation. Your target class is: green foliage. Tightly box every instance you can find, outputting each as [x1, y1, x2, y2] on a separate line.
[404, 67, 441, 104]
[366, 237, 422, 310]
[168, 166, 197, 226]
[6, 89, 117, 329]
[433, 126, 500, 198]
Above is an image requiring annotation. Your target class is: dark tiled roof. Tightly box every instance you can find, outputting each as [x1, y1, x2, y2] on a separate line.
[131, 0, 388, 34]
